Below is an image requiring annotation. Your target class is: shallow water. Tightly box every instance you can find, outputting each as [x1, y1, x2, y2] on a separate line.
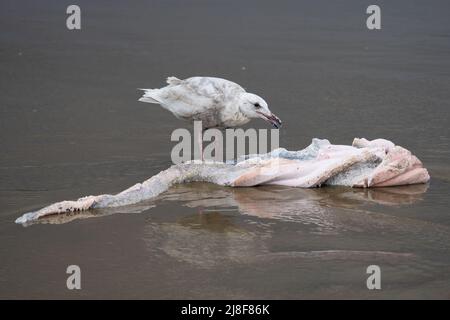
[1, 0, 450, 299]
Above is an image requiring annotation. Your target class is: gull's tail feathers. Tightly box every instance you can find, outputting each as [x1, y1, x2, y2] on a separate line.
[138, 88, 161, 104]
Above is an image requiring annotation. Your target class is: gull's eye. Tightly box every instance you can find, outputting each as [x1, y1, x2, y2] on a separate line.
[254, 102, 261, 108]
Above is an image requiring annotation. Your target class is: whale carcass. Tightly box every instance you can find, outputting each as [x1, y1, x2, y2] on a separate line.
[15, 138, 430, 224]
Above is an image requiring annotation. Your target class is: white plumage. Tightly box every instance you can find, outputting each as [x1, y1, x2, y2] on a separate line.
[139, 76, 281, 129]
[139, 76, 282, 160]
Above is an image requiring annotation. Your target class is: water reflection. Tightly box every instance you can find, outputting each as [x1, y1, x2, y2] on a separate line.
[21, 183, 450, 271]
[144, 212, 272, 268]
[158, 184, 433, 233]
[142, 209, 426, 269]
[23, 183, 428, 226]
[140, 184, 450, 269]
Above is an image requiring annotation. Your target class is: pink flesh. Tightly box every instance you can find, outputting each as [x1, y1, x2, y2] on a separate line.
[234, 141, 429, 188]
[370, 167, 430, 187]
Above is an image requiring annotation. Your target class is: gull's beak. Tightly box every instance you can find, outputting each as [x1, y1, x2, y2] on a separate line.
[256, 111, 282, 129]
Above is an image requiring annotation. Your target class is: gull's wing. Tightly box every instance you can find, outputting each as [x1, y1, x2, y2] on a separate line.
[142, 77, 245, 119]
[179, 76, 245, 101]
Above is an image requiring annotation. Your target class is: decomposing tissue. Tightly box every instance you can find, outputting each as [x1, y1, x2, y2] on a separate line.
[15, 138, 430, 224]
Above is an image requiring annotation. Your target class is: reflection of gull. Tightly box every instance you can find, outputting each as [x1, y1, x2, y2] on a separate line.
[142, 211, 418, 269]
[16, 138, 430, 224]
[144, 213, 271, 268]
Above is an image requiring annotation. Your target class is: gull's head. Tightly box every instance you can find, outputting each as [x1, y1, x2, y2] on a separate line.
[239, 93, 282, 129]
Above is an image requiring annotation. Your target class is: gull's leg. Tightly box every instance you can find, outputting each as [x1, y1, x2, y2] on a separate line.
[196, 124, 204, 161]
[193, 121, 203, 161]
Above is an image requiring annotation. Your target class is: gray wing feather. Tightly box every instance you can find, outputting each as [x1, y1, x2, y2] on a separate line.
[156, 77, 245, 118]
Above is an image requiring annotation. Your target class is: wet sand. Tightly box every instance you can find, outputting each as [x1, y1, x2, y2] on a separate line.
[1, 0, 450, 298]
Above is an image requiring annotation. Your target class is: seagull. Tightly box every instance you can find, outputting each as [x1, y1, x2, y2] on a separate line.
[138, 76, 282, 160]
